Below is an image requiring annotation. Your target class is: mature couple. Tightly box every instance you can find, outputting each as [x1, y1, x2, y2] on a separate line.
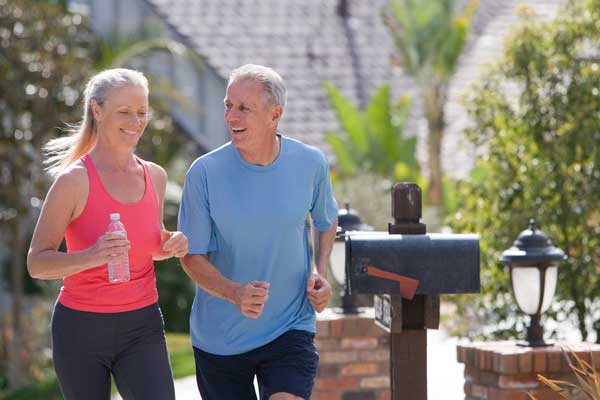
[28, 64, 338, 400]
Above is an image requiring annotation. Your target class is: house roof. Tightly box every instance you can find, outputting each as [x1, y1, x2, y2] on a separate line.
[145, 0, 564, 177]
[145, 0, 411, 149]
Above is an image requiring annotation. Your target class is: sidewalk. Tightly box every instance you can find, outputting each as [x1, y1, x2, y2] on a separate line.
[113, 328, 465, 400]
[427, 328, 465, 400]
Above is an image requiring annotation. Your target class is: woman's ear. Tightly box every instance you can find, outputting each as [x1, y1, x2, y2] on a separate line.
[90, 99, 102, 123]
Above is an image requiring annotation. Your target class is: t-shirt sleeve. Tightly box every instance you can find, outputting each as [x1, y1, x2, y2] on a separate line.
[310, 153, 338, 232]
[178, 162, 217, 254]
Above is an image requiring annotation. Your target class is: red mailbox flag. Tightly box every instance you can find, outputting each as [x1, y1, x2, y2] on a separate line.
[366, 266, 419, 300]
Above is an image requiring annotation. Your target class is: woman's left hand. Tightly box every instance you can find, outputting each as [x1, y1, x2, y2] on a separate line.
[155, 230, 188, 259]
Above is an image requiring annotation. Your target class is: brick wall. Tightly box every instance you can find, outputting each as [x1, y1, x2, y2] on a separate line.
[313, 309, 390, 400]
[457, 341, 600, 400]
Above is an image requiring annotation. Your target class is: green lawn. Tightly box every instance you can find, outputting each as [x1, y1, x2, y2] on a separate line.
[0, 333, 194, 400]
[165, 332, 195, 378]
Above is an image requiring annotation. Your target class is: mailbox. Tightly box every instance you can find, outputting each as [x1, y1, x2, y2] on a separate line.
[345, 233, 480, 299]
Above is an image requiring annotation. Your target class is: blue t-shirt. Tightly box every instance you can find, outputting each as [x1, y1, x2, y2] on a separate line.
[178, 135, 338, 355]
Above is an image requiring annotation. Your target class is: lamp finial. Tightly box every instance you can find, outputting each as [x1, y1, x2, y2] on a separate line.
[529, 218, 537, 232]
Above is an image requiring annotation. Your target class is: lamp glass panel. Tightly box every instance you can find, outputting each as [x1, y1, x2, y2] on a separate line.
[511, 266, 541, 315]
[330, 240, 346, 285]
[540, 266, 558, 313]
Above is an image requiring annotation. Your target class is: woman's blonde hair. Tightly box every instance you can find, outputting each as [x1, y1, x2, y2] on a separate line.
[44, 68, 149, 177]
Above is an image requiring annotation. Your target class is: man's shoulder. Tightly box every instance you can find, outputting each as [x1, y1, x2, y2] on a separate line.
[188, 142, 233, 174]
[283, 136, 327, 164]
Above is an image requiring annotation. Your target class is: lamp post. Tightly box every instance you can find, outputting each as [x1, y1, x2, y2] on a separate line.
[330, 202, 373, 313]
[501, 219, 566, 347]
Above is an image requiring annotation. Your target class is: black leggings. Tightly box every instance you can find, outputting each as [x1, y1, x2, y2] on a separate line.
[51, 302, 175, 400]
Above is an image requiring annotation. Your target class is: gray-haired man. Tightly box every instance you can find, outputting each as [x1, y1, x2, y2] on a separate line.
[179, 64, 338, 400]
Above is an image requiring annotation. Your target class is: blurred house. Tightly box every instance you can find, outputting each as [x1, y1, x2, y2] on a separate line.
[0, 0, 568, 321]
[69, 0, 564, 177]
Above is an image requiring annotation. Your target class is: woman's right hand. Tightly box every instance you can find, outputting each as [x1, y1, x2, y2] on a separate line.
[85, 233, 131, 268]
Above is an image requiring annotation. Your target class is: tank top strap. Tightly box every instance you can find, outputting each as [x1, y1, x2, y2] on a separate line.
[135, 156, 158, 206]
[80, 154, 102, 189]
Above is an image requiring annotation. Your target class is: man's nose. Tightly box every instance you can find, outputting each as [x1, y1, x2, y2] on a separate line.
[225, 109, 239, 122]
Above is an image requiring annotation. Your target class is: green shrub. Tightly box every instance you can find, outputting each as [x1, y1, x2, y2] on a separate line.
[449, 0, 600, 341]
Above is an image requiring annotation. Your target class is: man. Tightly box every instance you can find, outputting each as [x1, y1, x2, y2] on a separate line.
[178, 64, 338, 400]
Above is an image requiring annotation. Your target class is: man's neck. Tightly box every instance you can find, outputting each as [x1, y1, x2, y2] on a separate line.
[239, 134, 281, 166]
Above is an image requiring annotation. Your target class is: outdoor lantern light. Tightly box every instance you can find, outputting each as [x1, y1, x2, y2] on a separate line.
[330, 203, 373, 313]
[501, 219, 566, 347]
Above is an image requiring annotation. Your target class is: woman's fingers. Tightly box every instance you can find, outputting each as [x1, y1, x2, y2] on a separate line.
[161, 231, 188, 257]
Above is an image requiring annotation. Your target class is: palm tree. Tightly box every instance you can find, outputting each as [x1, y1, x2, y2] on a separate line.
[384, 0, 478, 214]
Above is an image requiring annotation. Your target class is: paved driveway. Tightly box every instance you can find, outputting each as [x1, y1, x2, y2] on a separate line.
[112, 329, 464, 400]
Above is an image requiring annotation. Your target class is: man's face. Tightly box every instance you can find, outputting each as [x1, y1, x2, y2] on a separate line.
[224, 79, 281, 152]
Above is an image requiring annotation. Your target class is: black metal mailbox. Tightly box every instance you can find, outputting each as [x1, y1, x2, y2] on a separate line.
[345, 233, 480, 299]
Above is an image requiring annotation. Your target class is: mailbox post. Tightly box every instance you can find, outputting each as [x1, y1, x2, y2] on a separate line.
[345, 183, 480, 400]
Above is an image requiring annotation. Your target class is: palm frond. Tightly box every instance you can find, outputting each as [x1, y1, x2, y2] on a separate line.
[323, 82, 368, 155]
[324, 133, 356, 177]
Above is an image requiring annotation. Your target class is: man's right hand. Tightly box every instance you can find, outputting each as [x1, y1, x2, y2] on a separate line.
[233, 281, 270, 319]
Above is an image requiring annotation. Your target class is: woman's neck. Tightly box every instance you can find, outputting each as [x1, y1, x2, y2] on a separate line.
[89, 145, 137, 173]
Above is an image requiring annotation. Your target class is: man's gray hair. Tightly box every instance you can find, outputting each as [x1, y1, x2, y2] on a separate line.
[228, 64, 287, 108]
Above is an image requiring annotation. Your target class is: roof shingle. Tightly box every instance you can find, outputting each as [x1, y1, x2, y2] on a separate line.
[146, 0, 565, 176]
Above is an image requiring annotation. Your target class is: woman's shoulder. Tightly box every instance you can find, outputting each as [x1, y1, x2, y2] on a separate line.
[47, 160, 89, 203]
[142, 159, 166, 174]
[141, 159, 167, 191]
[53, 160, 88, 188]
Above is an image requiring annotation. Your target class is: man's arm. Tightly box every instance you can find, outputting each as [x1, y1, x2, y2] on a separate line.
[307, 220, 337, 312]
[313, 220, 338, 278]
[181, 254, 269, 319]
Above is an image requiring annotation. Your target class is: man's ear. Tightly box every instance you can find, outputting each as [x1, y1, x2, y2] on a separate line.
[272, 104, 283, 122]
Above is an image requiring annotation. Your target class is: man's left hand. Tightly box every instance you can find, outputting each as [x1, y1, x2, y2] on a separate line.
[306, 273, 332, 313]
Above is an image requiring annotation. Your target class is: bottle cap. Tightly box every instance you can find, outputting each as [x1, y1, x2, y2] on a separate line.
[110, 213, 120, 221]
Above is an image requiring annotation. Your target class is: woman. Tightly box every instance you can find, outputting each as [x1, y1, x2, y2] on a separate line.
[27, 68, 188, 400]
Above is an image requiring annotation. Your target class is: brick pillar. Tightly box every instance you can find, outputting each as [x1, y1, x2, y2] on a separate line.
[313, 308, 390, 400]
[457, 341, 600, 400]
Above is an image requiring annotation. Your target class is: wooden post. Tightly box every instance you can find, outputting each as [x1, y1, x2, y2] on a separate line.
[387, 183, 437, 400]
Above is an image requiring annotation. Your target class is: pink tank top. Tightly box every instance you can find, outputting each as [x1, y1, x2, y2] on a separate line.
[58, 154, 161, 312]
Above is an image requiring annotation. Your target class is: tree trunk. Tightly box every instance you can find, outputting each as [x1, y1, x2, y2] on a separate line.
[7, 217, 27, 387]
[427, 119, 444, 208]
[576, 300, 588, 342]
[424, 81, 446, 211]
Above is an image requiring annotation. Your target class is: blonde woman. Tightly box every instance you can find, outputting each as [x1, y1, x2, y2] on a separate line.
[27, 68, 187, 400]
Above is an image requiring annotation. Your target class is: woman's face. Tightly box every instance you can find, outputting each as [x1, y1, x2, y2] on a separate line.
[92, 84, 149, 148]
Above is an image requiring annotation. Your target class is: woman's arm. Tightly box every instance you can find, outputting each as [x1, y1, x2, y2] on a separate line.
[27, 166, 130, 280]
[147, 161, 188, 260]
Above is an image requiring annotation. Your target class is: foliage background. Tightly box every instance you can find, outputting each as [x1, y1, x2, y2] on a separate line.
[447, 0, 600, 343]
[0, 0, 197, 390]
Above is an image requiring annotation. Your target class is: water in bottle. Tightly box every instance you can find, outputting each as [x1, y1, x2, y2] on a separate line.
[106, 213, 130, 283]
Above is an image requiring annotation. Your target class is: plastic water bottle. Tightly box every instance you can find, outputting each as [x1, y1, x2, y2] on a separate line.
[106, 213, 130, 283]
